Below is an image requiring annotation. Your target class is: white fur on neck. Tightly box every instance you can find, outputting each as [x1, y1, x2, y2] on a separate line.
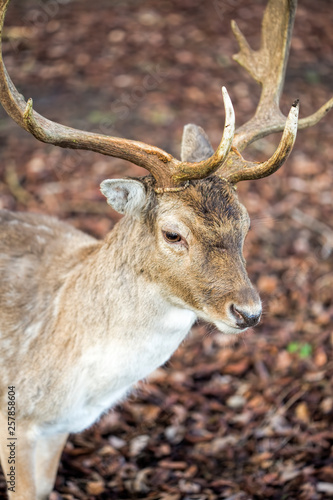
[41, 292, 196, 435]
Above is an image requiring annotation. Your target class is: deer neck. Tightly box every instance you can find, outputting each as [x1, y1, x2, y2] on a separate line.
[59, 215, 197, 343]
[49, 216, 197, 414]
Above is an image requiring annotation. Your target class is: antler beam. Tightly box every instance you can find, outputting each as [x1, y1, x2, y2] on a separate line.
[231, 0, 333, 152]
[0, 0, 235, 191]
[0, 0, 332, 188]
[213, 0, 332, 184]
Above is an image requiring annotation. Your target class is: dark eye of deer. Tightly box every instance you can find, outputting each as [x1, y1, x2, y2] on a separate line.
[163, 231, 182, 243]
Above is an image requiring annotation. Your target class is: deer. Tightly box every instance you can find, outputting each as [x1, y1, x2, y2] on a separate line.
[0, 0, 332, 498]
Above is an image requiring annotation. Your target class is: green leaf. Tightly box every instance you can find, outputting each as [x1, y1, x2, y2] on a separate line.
[287, 342, 313, 358]
[287, 342, 300, 353]
[299, 343, 312, 359]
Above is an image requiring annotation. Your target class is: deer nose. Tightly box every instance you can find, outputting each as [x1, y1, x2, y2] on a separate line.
[229, 304, 261, 329]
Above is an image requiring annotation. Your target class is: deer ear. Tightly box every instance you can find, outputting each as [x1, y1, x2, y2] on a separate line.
[100, 179, 147, 215]
[181, 123, 215, 162]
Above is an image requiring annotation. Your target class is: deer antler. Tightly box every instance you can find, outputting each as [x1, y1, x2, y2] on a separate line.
[1, 0, 331, 189]
[0, 0, 235, 192]
[217, 0, 333, 184]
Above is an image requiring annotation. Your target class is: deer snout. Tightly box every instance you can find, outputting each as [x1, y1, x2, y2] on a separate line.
[229, 304, 261, 328]
[228, 287, 262, 329]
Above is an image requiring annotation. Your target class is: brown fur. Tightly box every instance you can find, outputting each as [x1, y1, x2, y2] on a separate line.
[141, 176, 257, 317]
[0, 174, 260, 499]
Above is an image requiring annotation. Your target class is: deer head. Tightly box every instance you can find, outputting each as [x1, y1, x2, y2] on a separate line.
[0, 0, 332, 334]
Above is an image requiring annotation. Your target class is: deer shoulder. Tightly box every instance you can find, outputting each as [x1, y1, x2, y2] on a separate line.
[0, 209, 98, 384]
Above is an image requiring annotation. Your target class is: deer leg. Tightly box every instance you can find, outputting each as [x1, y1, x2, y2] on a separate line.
[35, 433, 68, 500]
[0, 412, 37, 500]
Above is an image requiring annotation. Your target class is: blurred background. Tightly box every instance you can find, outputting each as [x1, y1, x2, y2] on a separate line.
[0, 0, 332, 498]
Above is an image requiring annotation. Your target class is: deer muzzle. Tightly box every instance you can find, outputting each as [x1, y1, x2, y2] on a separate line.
[226, 286, 262, 331]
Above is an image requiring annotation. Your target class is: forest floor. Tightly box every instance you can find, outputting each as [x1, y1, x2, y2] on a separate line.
[0, 0, 332, 499]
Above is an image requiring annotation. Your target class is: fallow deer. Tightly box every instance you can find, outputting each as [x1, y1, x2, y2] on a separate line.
[0, 0, 332, 498]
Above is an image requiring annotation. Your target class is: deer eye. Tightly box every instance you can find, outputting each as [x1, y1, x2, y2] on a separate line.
[163, 231, 182, 243]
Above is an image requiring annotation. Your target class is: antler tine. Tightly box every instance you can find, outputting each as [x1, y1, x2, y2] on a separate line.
[219, 100, 299, 184]
[214, 0, 333, 185]
[0, 0, 235, 191]
[170, 87, 235, 187]
[231, 0, 333, 152]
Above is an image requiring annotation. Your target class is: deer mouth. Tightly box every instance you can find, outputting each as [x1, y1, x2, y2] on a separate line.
[213, 319, 249, 335]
